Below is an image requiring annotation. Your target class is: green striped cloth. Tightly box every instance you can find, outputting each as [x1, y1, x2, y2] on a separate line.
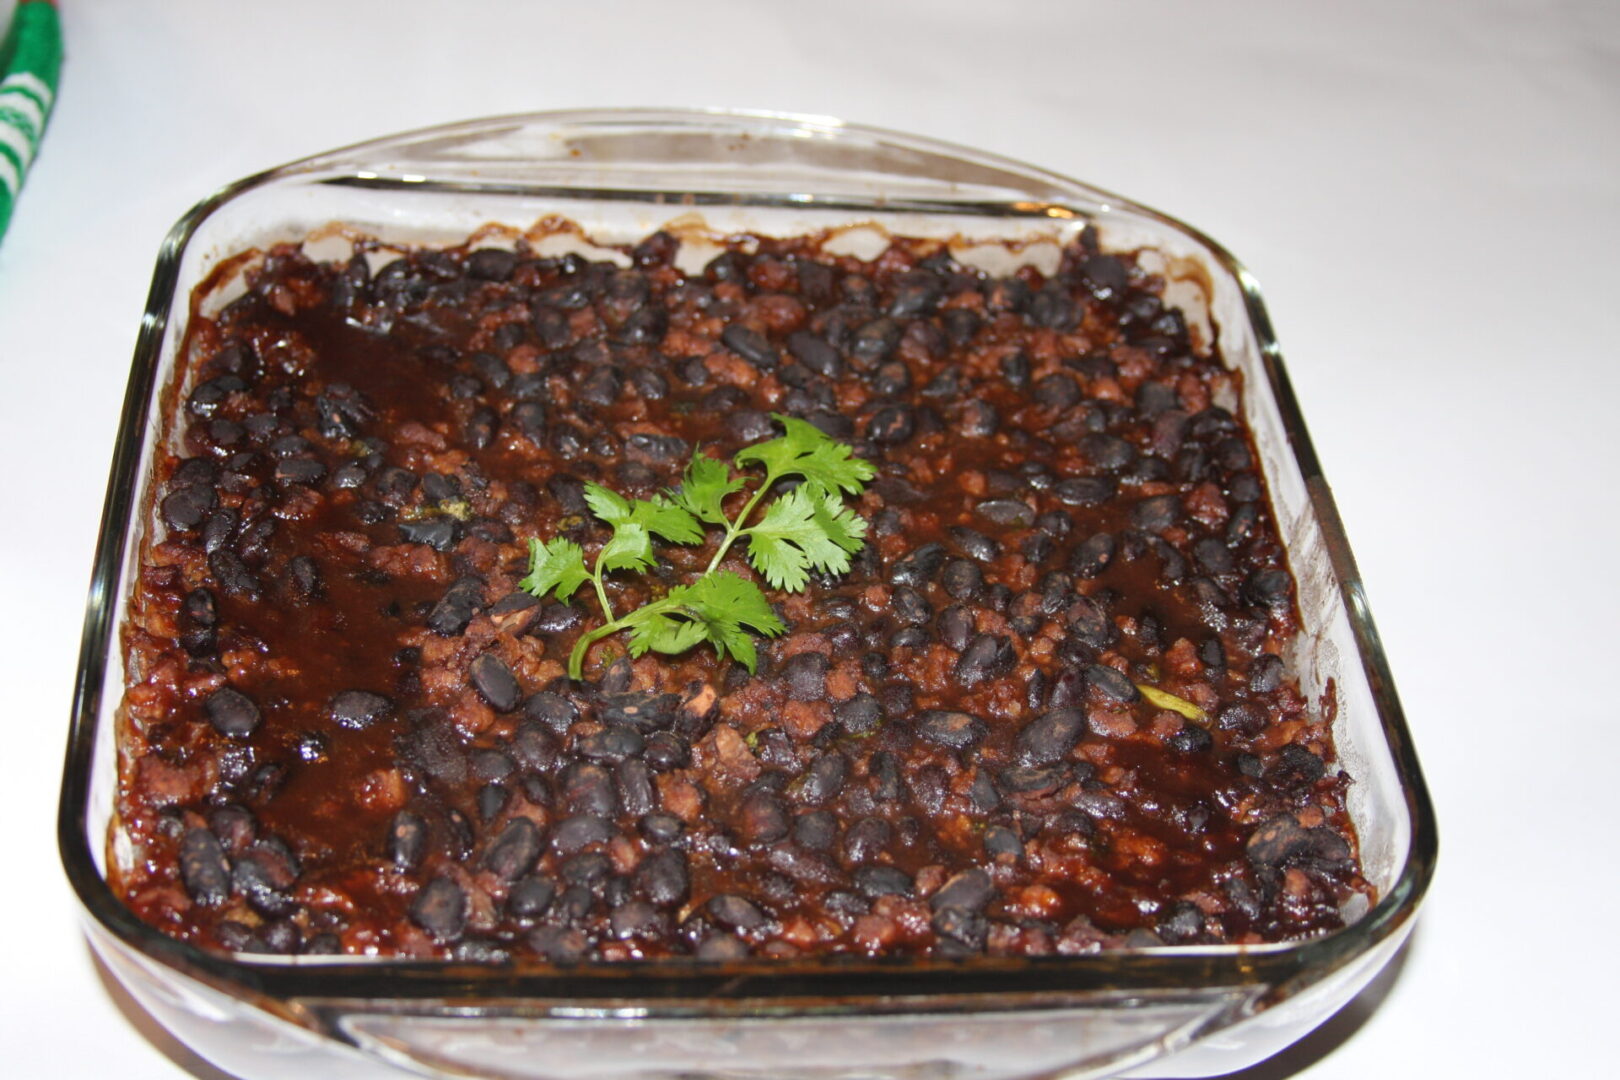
[0, 1, 61, 241]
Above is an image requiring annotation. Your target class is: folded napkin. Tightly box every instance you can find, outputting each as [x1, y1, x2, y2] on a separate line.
[0, 0, 61, 241]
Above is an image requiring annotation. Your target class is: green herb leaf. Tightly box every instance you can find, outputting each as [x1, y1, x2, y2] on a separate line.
[625, 609, 710, 657]
[666, 570, 785, 672]
[744, 485, 866, 591]
[529, 424, 870, 679]
[735, 414, 877, 495]
[519, 536, 590, 601]
[584, 482, 702, 544]
[596, 520, 656, 574]
[672, 451, 745, 525]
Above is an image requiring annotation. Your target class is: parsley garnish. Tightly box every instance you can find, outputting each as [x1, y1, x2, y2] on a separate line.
[520, 415, 875, 679]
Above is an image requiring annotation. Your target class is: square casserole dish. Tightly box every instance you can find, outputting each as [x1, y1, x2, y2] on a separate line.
[59, 108, 1436, 1080]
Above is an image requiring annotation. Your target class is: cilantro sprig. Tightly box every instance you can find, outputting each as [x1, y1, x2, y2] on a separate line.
[520, 415, 875, 680]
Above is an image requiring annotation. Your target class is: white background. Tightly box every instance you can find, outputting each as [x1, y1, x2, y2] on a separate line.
[2, 2, 1615, 1076]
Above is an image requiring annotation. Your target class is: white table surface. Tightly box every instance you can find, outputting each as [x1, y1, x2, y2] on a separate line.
[3, 1, 1615, 1076]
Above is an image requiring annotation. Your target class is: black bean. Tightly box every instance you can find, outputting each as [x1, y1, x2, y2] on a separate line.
[866, 360, 908, 398]
[940, 559, 982, 601]
[421, 579, 476, 637]
[461, 248, 516, 282]
[984, 825, 1023, 862]
[1151, 900, 1205, 945]
[725, 409, 775, 444]
[161, 484, 217, 532]
[866, 404, 915, 445]
[207, 805, 256, 855]
[783, 330, 839, 377]
[1031, 373, 1080, 410]
[482, 818, 543, 883]
[643, 731, 689, 771]
[1132, 494, 1182, 533]
[604, 899, 662, 941]
[179, 827, 231, 905]
[623, 432, 688, 464]
[401, 712, 473, 780]
[850, 318, 901, 364]
[577, 725, 645, 763]
[328, 690, 391, 731]
[1000, 350, 1030, 389]
[212, 920, 252, 952]
[887, 585, 930, 627]
[847, 865, 909, 899]
[274, 457, 326, 486]
[947, 527, 999, 563]
[387, 810, 429, 870]
[518, 695, 574, 738]
[410, 877, 467, 942]
[1193, 537, 1235, 575]
[1053, 477, 1116, 508]
[1079, 254, 1129, 297]
[886, 271, 943, 318]
[205, 687, 260, 737]
[1267, 744, 1327, 791]
[599, 692, 679, 730]
[232, 854, 297, 918]
[471, 782, 506, 823]
[1168, 723, 1214, 753]
[179, 590, 219, 634]
[1029, 287, 1079, 331]
[207, 549, 260, 599]
[721, 324, 778, 369]
[793, 809, 838, 852]
[924, 607, 969, 654]
[551, 814, 613, 856]
[975, 499, 1035, 527]
[639, 811, 684, 844]
[275, 557, 321, 606]
[832, 693, 881, 736]
[931, 868, 994, 913]
[916, 709, 989, 750]
[998, 763, 1069, 794]
[1246, 814, 1315, 868]
[840, 817, 891, 865]
[562, 762, 618, 817]
[889, 542, 946, 586]
[953, 635, 1014, 689]
[702, 894, 769, 934]
[398, 517, 456, 551]
[1069, 531, 1117, 579]
[469, 653, 521, 712]
[1244, 569, 1293, 610]
[616, 759, 656, 818]
[1249, 654, 1285, 694]
[1015, 707, 1088, 766]
[1087, 664, 1140, 703]
[782, 652, 829, 701]
[794, 751, 848, 806]
[739, 788, 790, 845]
[560, 851, 612, 888]
[631, 848, 690, 906]
[856, 754, 898, 807]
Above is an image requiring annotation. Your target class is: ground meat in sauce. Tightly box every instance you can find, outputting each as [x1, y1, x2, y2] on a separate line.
[113, 224, 1368, 962]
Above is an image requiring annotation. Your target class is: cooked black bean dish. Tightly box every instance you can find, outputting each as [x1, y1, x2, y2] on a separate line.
[114, 222, 1368, 961]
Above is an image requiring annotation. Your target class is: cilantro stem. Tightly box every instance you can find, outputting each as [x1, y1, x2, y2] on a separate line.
[523, 417, 872, 679]
[591, 567, 616, 624]
[702, 473, 777, 577]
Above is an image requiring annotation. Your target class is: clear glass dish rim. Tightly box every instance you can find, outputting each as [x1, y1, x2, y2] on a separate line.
[57, 106, 1437, 1012]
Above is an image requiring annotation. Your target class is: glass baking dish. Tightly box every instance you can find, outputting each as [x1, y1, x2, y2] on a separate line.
[58, 108, 1436, 1080]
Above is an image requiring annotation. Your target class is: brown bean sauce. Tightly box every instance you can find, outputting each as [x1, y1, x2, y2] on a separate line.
[113, 227, 1367, 961]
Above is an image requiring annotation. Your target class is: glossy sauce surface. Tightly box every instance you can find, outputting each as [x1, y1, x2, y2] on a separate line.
[115, 227, 1366, 961]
